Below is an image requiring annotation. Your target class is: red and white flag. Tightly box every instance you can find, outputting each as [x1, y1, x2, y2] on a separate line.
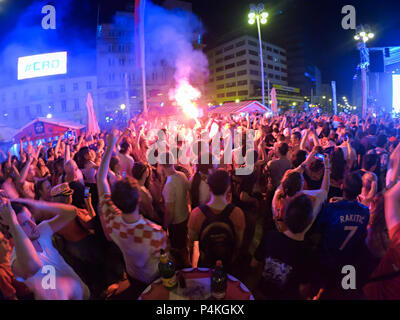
[86, 92, 100, 136]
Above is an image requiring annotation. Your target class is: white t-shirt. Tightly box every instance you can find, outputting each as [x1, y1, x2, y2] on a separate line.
[11, 221, 90, 300]
[163, 171, 190, 225]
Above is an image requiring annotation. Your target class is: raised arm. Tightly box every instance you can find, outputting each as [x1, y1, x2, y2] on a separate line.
[54, 134, 63, 159]
[17, 155, 33, 186]
[385, 181, 400, 233]
[97, 132, 118, 198]
[0, 199, 42, 279]
[12, 198, 77, 233]
[300, 129, 310, 151]
[320, 155, 330, 193]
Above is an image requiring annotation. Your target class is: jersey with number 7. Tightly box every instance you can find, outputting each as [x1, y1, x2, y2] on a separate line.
[315, 200, 370, 258]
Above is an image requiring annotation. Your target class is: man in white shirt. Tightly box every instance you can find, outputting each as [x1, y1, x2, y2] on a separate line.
[160, 152, 190, 267]
[0, 198, 89, 300]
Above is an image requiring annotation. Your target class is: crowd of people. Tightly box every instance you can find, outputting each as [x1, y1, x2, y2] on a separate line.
[0, 109, 399, 300]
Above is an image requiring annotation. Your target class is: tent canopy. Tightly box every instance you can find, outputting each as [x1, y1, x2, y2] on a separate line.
[13, 118, 85, 142]
[209, 100, 271, 115]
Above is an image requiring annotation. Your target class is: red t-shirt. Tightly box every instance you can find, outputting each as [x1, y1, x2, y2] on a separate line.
[363, 222, 400, 299]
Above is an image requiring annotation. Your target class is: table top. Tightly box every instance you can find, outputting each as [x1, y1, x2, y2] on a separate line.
[139, 267, 254, 300]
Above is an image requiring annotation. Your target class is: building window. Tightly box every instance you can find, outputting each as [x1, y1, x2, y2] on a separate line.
[236, 60, 246, 66]
[60, 84, 65, 93]
[268, 73, 274, 78]
[250, 70, 259, 75]
[216, 58, 223, 64]
[248, 40, 258, 47]
[236, 50, 246, 57]
[74, 99, 80, 110]
[237, 80, 248, 86]
[248, 50, 258, 56]
[216, 84, 225, 89]
[61, 100, 67, 112]
[274, 66, 280, 71]
[236, 40, 245, 47]
[226, 82, 236, 88]
[225, 63, 235, 70]
[266, 47, 272, 51]
[48, 86, 53, 94]
[224, 54, 234, 61]
[36, 104, 42, 115]
[226, 92, 236, 97]
[249, 60, 258, 66]
[238, 90, 248, 96]
[216, 49, 223, 55]
[275, 75, 280, 79]
[225, 72, 235, 79]
[281, 76, 287, 81]
[217, 93, 225, 98]
[73, 83, 79, 91]
[86, 81, 92, 90]
[280, 51, 286, 56]
[267, 55, 273, 60]
[119, 58, 125, 65]
[216, 75, 224, 81]
[224, 45, 234, 52]
[237, 70, 247, 76]
[281, 68, 287, 73]
[216, 66, 224, 72]
[273, 49, 279, 53]
[268, 64, 273, 69]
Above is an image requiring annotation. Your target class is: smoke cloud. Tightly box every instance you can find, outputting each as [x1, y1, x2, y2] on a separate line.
[144, 1, 209, 93]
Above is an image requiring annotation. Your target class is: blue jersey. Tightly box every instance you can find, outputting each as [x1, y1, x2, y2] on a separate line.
[315, 200, 370, 259]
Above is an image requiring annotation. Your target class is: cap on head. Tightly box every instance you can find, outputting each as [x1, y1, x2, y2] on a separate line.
[51, 183, 74, 197]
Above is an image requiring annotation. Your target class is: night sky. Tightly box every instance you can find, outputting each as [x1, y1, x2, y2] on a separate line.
[0, 0, 399, 97]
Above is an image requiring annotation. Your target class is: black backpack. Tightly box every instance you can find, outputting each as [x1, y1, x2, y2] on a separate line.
[198, 204, 236, 267]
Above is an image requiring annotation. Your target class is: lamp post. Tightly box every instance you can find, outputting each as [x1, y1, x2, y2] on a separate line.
[354, 25, 374, 119]
[248, 4, 268, 106]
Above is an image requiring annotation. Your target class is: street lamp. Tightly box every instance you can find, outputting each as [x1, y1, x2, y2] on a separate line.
[248, 3, 268, 106]
[354, 25, 374, 118]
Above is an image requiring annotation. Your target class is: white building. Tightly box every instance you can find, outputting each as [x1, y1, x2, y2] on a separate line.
[0, 75, 98, 129]
[206, 34, 288, 103]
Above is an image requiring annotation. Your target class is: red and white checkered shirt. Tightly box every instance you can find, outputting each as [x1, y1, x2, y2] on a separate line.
[100, 194, 168, 284]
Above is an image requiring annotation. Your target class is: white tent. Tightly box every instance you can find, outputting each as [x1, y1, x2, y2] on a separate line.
[209, 100, 271, 115]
